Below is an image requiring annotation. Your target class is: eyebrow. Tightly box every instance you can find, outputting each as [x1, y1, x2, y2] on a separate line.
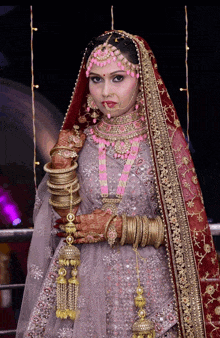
[89, 70, 126, 76]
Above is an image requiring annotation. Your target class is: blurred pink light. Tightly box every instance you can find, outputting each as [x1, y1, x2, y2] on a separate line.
[0, 187, 21, 225]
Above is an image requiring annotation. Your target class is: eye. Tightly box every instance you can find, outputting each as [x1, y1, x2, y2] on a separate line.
[90, 76, 103, 83]
[113, 75, 124, 82]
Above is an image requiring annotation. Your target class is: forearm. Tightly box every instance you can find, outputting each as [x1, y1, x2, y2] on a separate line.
[45, 129, 86, 218]
[44, 162, 81, 216]
[54, 210, 164, 249]
[107, 214, 164, 249]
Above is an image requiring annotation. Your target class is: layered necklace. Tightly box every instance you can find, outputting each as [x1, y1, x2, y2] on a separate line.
[89, 109, 147, 214]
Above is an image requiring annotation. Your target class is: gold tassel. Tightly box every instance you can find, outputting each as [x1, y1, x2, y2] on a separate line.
[56, 265, 68, 319]
[132, 249, 155, 338]
[56, 211, 80, 320]
[68, 266, 79, 320]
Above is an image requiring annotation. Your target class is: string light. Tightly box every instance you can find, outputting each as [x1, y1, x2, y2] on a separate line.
[111, 5, 114, 30]
[180, 6, 190, 144]
[30, 6, 39, 192]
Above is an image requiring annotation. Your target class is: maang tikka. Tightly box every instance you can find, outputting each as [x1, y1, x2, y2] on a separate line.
[86, 41, 140, 79]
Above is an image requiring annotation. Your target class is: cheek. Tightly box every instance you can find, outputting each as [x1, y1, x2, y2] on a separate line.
[120, 80, 138, 102]
[89, 83, 100, 100]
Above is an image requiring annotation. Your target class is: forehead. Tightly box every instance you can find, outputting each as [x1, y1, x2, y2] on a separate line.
[89, 59, 124, 75]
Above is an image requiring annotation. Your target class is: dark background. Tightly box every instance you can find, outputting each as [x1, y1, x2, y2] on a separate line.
[0, 5, 220, 221]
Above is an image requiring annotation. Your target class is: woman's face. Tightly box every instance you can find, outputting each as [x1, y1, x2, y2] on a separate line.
[88, 60, 139, 118]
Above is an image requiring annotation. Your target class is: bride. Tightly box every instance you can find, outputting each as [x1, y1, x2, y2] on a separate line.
[16, 30, 220, 338]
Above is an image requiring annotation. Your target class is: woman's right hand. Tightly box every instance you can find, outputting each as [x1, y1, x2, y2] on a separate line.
[50, 127, 86, 218]
[51, 128, 86, 169]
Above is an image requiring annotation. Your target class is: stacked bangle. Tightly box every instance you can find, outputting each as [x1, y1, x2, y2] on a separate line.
[44, 162, 77, 174]
[44, 161, 81, 210]
[141, 216, 149, 247]
[121, 214, 164, 248]
[133, 216, 142, 249]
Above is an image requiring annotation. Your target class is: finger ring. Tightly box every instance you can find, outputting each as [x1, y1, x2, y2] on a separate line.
[74, 231, 80, 238]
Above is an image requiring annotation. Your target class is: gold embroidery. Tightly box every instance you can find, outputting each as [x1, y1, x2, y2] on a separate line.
[197, 215, 204, 222]
[187, 201, 194, 208]
[215, 306, 220, 315]
[137, 38, 206, 337]
[206, 285, 215, 295]
[192, 176, 198, 185]
[174, 119, 181, 128]
[182, 156, 189, 165]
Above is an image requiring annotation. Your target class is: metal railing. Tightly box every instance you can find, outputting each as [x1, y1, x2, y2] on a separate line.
[0, 229, 33, 336]
[0, 224, 219, 336]
[0, 228, 33, 243]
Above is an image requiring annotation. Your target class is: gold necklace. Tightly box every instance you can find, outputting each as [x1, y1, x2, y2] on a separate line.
[92, 109, 147, 143]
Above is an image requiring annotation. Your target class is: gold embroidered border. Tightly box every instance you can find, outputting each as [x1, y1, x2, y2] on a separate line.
[135, 38, 206, 337]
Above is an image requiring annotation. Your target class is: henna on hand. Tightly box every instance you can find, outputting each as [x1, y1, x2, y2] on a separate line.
[54, 209, 122, 244]
[74, 209, 122, 244]
[51, 129, 86, 169]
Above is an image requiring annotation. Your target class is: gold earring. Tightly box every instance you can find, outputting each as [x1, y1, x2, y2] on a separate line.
[86, 94, 100, 123]
[87, 94, 98, 110]
[135, 91, 144, 110]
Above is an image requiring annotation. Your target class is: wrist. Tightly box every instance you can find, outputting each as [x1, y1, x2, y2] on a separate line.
[114, 215, 122, 238]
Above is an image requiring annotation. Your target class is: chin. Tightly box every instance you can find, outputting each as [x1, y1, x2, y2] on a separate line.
[103, 111, 123, 118]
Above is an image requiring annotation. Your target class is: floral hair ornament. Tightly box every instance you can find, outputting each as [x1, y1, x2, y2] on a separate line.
[86, 37, 140, 79]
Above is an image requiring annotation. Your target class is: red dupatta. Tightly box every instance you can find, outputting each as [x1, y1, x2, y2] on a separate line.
[62, 30, 220, 337]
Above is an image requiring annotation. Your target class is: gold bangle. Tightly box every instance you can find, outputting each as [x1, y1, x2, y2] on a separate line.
[50, 191, 80, 202]
[133, 216, 141, 248]
[126, 216, 132, 244]
[148, 218, 159, 246]
[47, 182, 79, 196]
[141, 216, 149, 247]
[50, 147, 78, 159]
[49, 169, 76, 178]
[50, 146, 76, 156]
[47, 188, 70, 196]
[147, 218, 154, 246]
[139, 216, 143, 245]
[154, 216, 164, 249]
[47, 178, 78, 190]
[49, 172, 76, 185]
[44, 162, 77, 174]
[126, 216, 136, 245]
[104, 214, 117, 239]
[132, 217, 137, 244]
[50, 188, 80, 201]
[120, 214, 127, 246]
[49, 176, 77, 186]
[49, 196, 81, 209]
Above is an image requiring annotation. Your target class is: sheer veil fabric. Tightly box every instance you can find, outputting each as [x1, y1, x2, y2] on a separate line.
[17, 31, 220, 337]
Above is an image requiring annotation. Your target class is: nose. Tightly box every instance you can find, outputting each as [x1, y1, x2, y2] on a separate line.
[102, 80, 112, 98]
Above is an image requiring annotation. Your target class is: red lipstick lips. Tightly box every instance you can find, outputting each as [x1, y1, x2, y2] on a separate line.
[102, 101, 117, 108]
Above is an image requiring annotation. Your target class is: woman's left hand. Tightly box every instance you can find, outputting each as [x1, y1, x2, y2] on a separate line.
[74, 209, 122, 244]
[55, 209, 122, 244]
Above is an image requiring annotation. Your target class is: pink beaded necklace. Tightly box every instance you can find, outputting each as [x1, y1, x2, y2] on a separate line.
[90, 110, 147, 213]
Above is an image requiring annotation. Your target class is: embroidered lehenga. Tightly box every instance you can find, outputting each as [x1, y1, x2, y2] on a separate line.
[16, 31, 220, 338]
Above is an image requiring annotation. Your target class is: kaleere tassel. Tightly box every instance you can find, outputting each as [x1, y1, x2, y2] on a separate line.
[56, 187, 80, 321]
[132, 248, 155, 338]
[56, 263, 68, 319]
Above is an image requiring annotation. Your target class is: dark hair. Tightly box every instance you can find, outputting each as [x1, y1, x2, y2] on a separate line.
[85, 32, 139, 65]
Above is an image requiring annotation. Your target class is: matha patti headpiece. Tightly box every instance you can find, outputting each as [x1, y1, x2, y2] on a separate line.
[86, 42, 140, 79]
